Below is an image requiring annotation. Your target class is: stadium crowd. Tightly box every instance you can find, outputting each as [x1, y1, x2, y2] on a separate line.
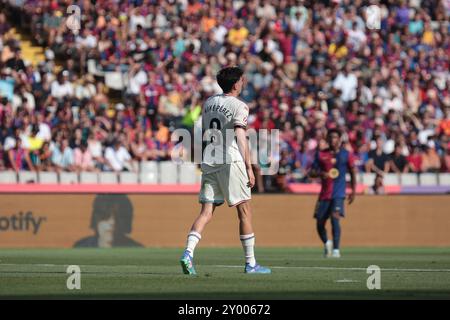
[0, 0, 449, 191]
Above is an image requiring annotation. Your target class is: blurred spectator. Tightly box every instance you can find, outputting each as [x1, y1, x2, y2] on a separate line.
[0, 0, 448, 191]
[421, 142, 441, 173]
[104, 139, 135, 172]
[52, 138, 75, 172]
[366, 137, 389, 175]
[389, 144, 410, 173]
[8, 137, 33, 172]
[50, 71, 73, 100]
[38, 141, 53, 171]
[367, 174, 385, 195]
[407, 145, 423, 173]
[74, 142, 96, 172]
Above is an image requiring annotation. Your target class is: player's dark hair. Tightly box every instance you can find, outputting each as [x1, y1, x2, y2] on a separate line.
[327, 128, 341, 138]
[216, 66, 244, 93]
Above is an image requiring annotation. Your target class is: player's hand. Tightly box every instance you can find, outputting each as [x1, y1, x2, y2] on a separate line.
[348, 191, 355, 205]
[320, 172, 330, 179]
[246, 167, 255, 188]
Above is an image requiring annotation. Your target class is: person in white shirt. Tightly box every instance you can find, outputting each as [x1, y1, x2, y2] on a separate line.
[50, 71, 74, 99]
[76, 29, 97, 49]
[180, 66, 271, 275]
[256, 0, 276, 20]
[347, 22, 367, 51]
[212, 24, 228, 44]
[127, 63, 148, 96]
[104, 139, 134, 172]
[129, 7, 148, 33]
[333, 64, 358, 102]
[36, 112, 51, 142]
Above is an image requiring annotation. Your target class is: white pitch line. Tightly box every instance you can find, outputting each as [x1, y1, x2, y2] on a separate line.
[1, 263, 450, 273]
[0, 263, 58, 267]
[212, 265, 450, 273]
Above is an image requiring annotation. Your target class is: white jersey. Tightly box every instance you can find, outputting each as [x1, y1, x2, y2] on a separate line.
[201, 94, 249, 174]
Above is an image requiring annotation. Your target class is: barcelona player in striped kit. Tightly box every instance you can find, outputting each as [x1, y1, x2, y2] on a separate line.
[309, 129, 357, 258]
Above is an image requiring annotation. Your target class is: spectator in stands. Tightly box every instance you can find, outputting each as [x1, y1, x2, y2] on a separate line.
[50, 71, 73, 100]
[421, 142, 441, 173]
[87, 132, 105, 170]
[104, 139, 135, 172]
[0, 142, 5, 170]
[38, 141, 53, 171]
[5, 48, 25, 72]
[367, 174, 385, 195]
[52, 138, 75, 172]
[27, 125, 44, 169]
[366, 137, 389, 175]
[0, 0, 449, 192]
[74, 142, 96, 172]
[442, 143, 450, 172]
[389, 144, 410, 173]
[407, 145, 423, 173]
[333, 64, 357, 103]
[131, 131, 151, 162]
[8, 137, 33, 172]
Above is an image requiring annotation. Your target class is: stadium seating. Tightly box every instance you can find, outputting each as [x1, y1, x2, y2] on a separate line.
[59, 172, 78, 184]
[438, 173, 450, 186]
[159, 161, 178, 184]
[99, 172, 119, 184]
[1, 1, 449, 194]
[79, 172, 98, 184]
[0, 168, 448, 189]
[0, 171, 17, 184]
[140, 172, 158, 184]
[419, 173, 439, 186]
[400, 173, 419, 186]
[38, 171, 58, 184]
[383, 174, 401, 186]
[361, 173, 376, 187]
[18, 171, 37, 184]
[120, 172, 139, 184]
[179, 163, 197, 184]
[140, 161, 158, 173]
[140, 161, 158, 184]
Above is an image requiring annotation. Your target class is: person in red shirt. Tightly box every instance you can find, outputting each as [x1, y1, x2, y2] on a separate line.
[140, 72, 166, 120]
[407, 145, 423, 173]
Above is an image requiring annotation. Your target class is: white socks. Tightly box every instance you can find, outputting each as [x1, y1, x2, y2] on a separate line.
[186, 231, 256, 266]
[185, 231, 201, 257]
[240, 233, 256, 267]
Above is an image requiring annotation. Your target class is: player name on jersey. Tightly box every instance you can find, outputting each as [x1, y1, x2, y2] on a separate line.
[204, 104, 233, 120]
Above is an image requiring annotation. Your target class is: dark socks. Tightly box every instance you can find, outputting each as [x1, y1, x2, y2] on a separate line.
[316, 220, 328, 244]
[331, 216, 341, 249]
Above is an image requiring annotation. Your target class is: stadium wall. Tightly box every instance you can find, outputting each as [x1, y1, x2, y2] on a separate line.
[0, 194, 449, 248]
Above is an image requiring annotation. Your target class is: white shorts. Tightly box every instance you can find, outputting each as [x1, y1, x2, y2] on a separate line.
[199, 162, 251, 207]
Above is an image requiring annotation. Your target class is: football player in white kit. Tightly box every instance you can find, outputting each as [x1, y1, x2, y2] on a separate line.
[180, 66, 271, 275]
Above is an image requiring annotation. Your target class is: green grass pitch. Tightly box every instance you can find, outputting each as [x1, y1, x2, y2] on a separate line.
[0, 248, 449, 299]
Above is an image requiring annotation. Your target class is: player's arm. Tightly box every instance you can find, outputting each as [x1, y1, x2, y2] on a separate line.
[348, 153, 357, 204]
[235, 126, 254, 188]
[307, 150, 327, 179]
[234, 103, 254, 188]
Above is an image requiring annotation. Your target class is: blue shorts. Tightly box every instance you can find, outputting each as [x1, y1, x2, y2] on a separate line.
[314, 198, 345, 220]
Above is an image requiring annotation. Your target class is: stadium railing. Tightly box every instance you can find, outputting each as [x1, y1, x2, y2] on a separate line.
[0, 166, 449, 195]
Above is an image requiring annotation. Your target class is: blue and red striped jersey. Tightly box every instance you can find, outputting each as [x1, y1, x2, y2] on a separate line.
[312, 148, 355, 200]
